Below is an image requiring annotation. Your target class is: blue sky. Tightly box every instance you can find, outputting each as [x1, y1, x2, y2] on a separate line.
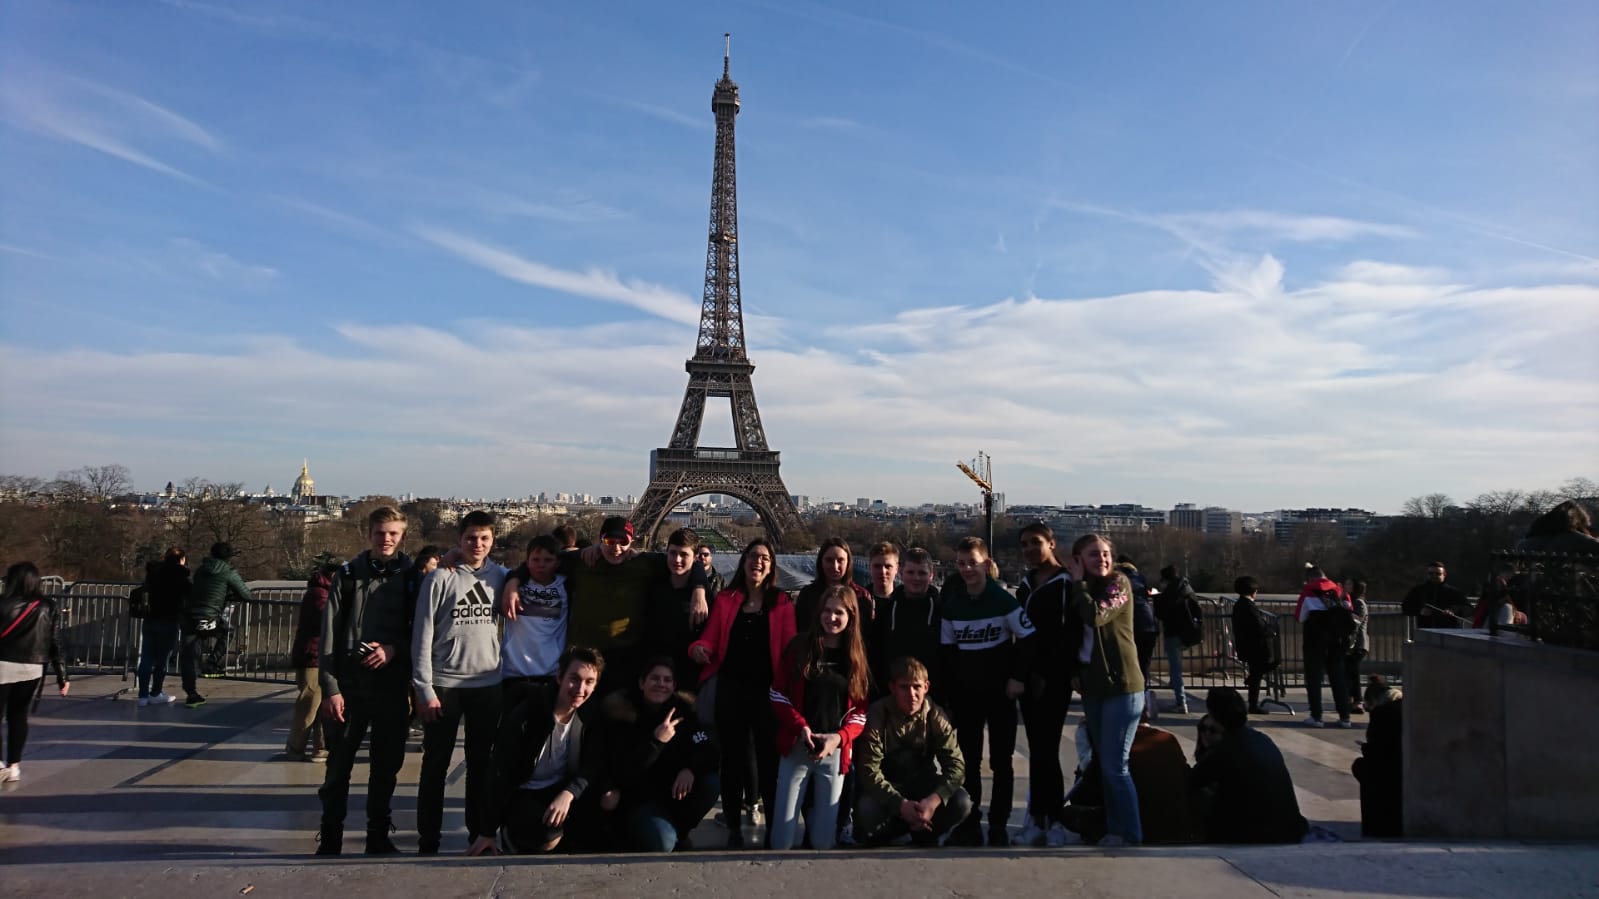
[1, 0, 1595, 513]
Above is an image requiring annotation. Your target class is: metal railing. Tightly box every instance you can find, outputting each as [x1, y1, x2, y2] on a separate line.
[1487, 550, 1598, 650]
[50, 584, 1419, 692]
[47, 582, 305, 684]
[1145, 597, 1410, 696]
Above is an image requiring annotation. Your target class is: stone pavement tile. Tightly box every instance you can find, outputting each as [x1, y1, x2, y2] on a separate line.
[7, 845, 1598, 899]
[1224, 843, 1599, 898]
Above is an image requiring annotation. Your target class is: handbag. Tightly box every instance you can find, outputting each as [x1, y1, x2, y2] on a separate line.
[696, 673, 719, 727]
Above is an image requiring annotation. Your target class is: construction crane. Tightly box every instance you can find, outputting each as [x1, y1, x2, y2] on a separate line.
[955, 451, 995, 551]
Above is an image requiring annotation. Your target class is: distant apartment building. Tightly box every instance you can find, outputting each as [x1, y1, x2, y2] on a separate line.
[1204, 506, 1243, 536]
[1166, 504, 1241, 535]
[1273, 507, 1381, 543]
[1169, 503, 1205, 531]
[1009, 502, 1165, 534]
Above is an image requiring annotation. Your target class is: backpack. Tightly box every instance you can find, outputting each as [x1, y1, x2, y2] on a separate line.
[128, 584, 151, 619]
[1321, 590, 1356, 641]
[1178, 594, 1205, 648]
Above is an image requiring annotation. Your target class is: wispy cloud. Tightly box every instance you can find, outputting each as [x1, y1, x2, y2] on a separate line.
[411, 226, 702, 325]
[1335, 260, 1451, 285]
[754, 0, 1109, 101]
[1337, 0, 1397, 70]
[1261, 150, 1599, 265]
[268, 196, 397, 245]
[69, 77, 222, 152]
[1157, 210, 1417, 243]
[467, 189, 630, 224]
[170, 238, 278, 286]
[2, 256, 1593, 508]
[0, 74, 219, 186]
[599, 96, 710, 132]
[0, 243, 65, 262]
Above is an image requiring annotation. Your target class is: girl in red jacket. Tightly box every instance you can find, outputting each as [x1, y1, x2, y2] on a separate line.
[689, 538, 796, 848]
[768, 584, 870, 850]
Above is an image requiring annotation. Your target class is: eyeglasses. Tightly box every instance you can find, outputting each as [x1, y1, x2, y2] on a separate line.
[697, 552, 712, 559]
[602, 536, 631, 547]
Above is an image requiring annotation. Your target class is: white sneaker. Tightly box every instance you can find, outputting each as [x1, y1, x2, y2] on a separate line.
[149, 692, 177, 705]
[1302, 716, 1324, 728]
[2, 764, 20, 783]
[1045, 822, 1071, 847]
[1335, 718, 1354, 729]
[1015, 821, 1046, 847]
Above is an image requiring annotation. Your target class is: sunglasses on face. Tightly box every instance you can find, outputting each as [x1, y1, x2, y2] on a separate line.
[602, 536, 631, 547]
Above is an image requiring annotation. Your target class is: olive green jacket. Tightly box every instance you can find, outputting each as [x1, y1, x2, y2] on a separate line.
[1073, 573, 1145, 698]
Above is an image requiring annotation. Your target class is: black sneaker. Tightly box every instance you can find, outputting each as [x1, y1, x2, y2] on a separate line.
[725, 830, 746, 850]
[314, 831, 343, 856]
[417, 840, 439, 856]
[184, 694, 206, 708]
[366, 823, 401, 855]
[988, 828, 1010, 848]
[946, 821, 983, 847]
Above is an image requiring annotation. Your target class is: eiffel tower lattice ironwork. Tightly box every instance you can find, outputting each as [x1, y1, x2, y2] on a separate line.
[632, 37, 806, 549]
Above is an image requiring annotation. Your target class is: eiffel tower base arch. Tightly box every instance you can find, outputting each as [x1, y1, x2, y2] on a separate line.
[631, 449, 808, 551]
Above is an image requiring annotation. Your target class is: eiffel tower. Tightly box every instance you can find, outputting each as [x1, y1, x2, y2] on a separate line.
[631, 37, 807, 549]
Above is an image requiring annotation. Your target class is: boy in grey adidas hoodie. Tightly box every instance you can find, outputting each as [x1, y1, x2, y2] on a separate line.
[412, 510, 509, 854]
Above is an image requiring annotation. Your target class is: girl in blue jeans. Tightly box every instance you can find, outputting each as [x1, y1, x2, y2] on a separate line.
[1069, 534, 1146, 845]
[769, 585, 870, 850]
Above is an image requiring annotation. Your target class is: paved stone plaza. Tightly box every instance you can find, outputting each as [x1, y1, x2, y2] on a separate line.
[2, 675, 1596, 897]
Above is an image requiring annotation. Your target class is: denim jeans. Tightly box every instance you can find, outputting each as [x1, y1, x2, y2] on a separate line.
[771, 743, 845, 850]
[1162, 633, 1186, 706]
[622, 771, 721, 852]
[1081, 690, 1145, 844]
[137, 618, 180, 698]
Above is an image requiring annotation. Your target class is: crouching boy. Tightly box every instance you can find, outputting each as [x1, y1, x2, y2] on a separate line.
[855, 656, 972, 847]
[471, 647, 604, 855]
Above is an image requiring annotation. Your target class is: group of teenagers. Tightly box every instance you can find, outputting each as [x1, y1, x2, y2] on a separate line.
[0, 502, 1317, 853]
[292, 504, 1313, 857]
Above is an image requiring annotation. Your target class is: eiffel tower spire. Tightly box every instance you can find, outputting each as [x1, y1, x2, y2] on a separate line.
[631, 38, 807, 549]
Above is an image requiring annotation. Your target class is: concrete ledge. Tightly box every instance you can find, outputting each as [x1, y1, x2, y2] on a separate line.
[1406, 629, 1599, 838]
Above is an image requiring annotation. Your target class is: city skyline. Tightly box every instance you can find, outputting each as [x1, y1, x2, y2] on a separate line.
[1, 2, 1595, 514]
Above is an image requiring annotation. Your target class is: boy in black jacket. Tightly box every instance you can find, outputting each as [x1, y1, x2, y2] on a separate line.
[472, 648, 604, 855]
[871, 547, 943, 694]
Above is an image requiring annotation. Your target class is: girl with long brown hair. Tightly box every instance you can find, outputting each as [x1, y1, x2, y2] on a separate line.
[768, 584, 870, 849]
